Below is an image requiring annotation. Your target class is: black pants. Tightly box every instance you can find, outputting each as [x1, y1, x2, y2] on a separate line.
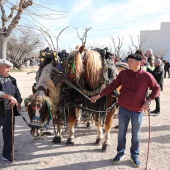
[155, 96, 160, 112]
[0, 109, 15, 159]
[164, 70, 170, 78]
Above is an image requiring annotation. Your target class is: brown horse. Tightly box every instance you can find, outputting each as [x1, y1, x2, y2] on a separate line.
[63, 45, 120, 151]
[25, 63, 63, 138]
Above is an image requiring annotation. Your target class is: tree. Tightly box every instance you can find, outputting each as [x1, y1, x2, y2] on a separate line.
[56, 26, 69, 51]
[75, 27, 92, 46]
[110, 36, 124, 61]
[129, 35, 147, 52]
[7, 27, 42, 68]
[155, 49, 167, 59]
[0, 0, 33, 59]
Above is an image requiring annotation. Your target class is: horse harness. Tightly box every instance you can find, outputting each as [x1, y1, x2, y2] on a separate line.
[52, 64, 118, 114]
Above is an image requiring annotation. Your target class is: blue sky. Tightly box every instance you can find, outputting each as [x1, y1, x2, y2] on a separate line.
[21, 0, 170, 51]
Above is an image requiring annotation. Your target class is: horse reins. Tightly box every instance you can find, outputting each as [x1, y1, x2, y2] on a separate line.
[66, 100, 118, 113]
[52, 67, 91, 100]
[52, 67, 119, 113]
[145, 109, 151, 170]
[57, 65, 151, 169]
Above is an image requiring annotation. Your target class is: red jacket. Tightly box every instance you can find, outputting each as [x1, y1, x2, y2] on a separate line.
[100, 68, 160, 112]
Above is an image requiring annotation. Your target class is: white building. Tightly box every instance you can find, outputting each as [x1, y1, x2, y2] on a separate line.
[140, 22, 170, 62]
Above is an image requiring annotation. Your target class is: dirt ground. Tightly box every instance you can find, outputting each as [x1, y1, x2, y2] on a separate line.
[0, 66, 170, 170]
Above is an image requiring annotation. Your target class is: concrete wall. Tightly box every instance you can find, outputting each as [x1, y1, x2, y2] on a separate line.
[140, 22, 170, 62]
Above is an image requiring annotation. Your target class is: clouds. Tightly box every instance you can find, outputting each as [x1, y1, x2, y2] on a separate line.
[26, 0, 170, 51]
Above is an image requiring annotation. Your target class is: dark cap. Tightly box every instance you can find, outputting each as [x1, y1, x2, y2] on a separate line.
[127, 54, 142, 61]
[135, 49, 143, 56]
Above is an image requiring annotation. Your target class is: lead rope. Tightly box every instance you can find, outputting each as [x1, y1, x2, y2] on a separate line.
[52, 67, 91, 100]
[11, 105, 14, 163]
[145, 109, 151, 170]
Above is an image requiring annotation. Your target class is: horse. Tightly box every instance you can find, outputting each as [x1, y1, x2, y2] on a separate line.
[61, 45, 121, 151]
[25, 62, 63, 138]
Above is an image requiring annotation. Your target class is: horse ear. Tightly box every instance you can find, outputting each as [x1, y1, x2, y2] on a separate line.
[32, 86, 37, 94]
[45, 88, 50, 96]
[24, 97, 31, 111]
[79, 45, 85, 54]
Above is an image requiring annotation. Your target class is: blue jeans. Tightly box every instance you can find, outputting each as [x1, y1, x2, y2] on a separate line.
[117, 106, 143, 159]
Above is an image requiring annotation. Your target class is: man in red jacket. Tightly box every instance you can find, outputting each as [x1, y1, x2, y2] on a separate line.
[90, 53, 160, 167]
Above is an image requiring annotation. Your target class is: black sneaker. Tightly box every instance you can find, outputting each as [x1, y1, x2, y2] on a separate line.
[150, 110, 157, 113]
[153, 112, 160, 116]
[130, 157, 140, 167]
[150, 111, 160, 116]
[113, 152, 125, 163]
[2, 156, 14, 163]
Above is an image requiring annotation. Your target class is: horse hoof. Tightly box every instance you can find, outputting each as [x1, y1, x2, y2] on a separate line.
[94, 138, 102, 145]
[86, 122, 91, 128]
[114, 125, 119, 129]
[52, 136, 61, 143]
[102, 143, 109, 151]
[66, 138, 74, 145]
[30, 128, 39, 137]
[42, 131, 53, 136]
[75, 120, 81, 127]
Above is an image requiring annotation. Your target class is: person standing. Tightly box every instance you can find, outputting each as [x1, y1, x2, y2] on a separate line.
[147, 59, 164, 115]
[135, 49, 150, 70]
[164, 60, 170, 78]
[0, 59, 22, 163]
[90, 53, 160, 167]
[145, 49, 155, 68]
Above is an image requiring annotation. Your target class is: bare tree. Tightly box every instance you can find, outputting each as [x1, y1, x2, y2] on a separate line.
[39, 29, 53, 50]
[139, 36, 147, 49]
[56, 26, 69, 51]
[128, 45, 134, 54]
[155, 49, 167, 59]
[0, 0, 33, 59]
[110, 36, 124, 61]
[39, 28, 55, 50]
[7, 27, 41, 68]
[37, 26, 69, 52]
[86, 42, 106, 49]
[75, 27, 92, 46]
[129, 35, 138, 50]
[0, 0, 66, 59]
[129, 35, 147, 51]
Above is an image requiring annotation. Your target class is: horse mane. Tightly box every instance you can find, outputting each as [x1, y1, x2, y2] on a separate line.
[65, 49, 84, 79]
[29, 91, 53, 107]
[36, 63, 61, 109]
[82, 49, 103, 90]
[66, 48, 103, 90]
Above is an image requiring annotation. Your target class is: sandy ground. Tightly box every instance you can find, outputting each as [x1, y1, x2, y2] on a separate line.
[0, 66, 170, 170]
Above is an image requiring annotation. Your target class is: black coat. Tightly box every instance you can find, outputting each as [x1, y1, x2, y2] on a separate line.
[164, 62, 170, 71]
[147, 66, 164, 91]
[0, 76, 22, 116]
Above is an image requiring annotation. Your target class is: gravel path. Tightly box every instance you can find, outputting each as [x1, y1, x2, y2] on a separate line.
[0, 67, 170, 170]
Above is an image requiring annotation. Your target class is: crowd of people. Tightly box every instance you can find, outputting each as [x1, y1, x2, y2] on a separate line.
[22, 57, 37, 67]
[0, 47, 169, 168]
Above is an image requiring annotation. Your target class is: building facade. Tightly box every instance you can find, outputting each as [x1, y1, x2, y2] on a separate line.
[140, 22, 170, 62]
